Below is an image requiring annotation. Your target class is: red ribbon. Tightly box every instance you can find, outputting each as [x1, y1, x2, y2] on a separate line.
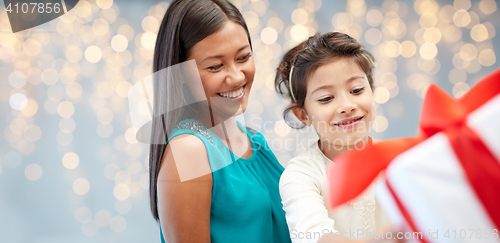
[327, 68, 500, 229]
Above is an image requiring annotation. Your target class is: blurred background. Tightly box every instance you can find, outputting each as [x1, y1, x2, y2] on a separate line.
[0, 0, 498, 242]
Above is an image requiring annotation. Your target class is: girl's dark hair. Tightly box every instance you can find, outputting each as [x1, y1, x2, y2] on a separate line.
[149, 0, 251, 221]
[275, 32, 376, 129]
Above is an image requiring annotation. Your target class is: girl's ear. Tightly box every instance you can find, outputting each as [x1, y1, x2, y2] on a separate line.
[292, 107, 311, 126]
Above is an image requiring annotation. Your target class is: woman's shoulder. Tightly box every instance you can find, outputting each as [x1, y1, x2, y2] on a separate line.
[164, 133, 209, 163]
[161, 133, 212, 182]
[170, 119, 215, 145]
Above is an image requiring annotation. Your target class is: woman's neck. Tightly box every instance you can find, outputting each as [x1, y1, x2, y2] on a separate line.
[194, 112, 246, 148]
[318, 136, 371, 161]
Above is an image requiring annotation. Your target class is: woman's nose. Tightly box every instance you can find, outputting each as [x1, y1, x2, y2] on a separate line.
[226, 63, 245, 85]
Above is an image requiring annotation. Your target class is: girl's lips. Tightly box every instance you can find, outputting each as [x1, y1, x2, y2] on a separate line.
[335, 116, 363, 129]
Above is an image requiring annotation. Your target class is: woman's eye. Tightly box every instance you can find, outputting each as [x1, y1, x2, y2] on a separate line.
[351, 87, 365, 94]
[207, 64, 223, 71]
[238, 53, 251, 61]
[318, 96, 333, 103]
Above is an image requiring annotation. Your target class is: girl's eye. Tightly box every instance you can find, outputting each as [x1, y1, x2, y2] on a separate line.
[207, 64, 223, 71]
[238, 53, 251, 61]
[318, 96, 333, 103]
[351, 87, 365, 94]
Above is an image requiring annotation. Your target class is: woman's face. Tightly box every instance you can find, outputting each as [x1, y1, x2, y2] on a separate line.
[298, 57, 376, 147]
[186, 20, 255, 119]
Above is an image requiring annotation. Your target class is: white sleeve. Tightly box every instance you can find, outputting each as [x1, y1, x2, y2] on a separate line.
[279, 160, 336, 243]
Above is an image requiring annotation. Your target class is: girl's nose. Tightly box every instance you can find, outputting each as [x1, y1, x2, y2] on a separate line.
[336, 93, 357, 114]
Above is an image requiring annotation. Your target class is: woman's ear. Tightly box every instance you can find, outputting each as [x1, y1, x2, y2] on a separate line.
[292, 107, 311, 126]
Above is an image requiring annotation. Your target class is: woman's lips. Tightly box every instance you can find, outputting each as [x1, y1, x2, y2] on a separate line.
[216, 84, 246, 101]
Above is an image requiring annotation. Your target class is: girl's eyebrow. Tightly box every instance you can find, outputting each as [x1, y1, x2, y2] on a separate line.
[311, 76, 365, 95]
[201, 44, 250, 63]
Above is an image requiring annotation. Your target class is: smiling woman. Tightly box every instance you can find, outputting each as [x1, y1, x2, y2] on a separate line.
[186, 20, 255, 118]
[149, 0, 291, 243]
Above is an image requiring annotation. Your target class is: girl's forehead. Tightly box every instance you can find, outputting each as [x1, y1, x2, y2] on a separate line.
[306, 58, 366, 91]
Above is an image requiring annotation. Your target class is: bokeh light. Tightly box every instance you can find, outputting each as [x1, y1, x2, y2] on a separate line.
[111, 35, 128, 52]
[140, 32, 157, 50]
[10, 93, 28, 110]
[95, 210, 112, 227]
[372, 115, 389, 133]
[63, 152, 80, 169]
[479, 0, 497, 15]
[25, 163, 42, 181]
[57, 101, 75, 118]
[110, 215, 127, 233]
[73, 178, 91, 195]
[419, 42, 437, 60]
[261, 27, 278, 45]
[9, 71, 27, 88]
[75, 206, 92, 223]
[82, 221, 99, 237]
[96, 0, 114, 10]
[113, 183, 130, 200]
[290, 24, 309, 42]
[85, 45, 103, 63]
[374, 87, 390, 104]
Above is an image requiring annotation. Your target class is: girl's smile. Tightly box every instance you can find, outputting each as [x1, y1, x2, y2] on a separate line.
[333, 115, 364, 129]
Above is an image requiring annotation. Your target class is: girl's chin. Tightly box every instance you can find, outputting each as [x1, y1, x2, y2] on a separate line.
[319, 133, 369, 145]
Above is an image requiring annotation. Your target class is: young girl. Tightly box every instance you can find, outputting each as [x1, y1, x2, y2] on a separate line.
[275, 32, 391, 242]
[149, 0, 291, 242]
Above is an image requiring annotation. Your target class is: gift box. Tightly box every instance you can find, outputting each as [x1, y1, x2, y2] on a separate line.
[326, 68, 500, 243]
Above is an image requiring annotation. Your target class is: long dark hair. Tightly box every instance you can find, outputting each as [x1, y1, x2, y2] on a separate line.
[149, 0, 252, 221]
[275, 32, 376, 129]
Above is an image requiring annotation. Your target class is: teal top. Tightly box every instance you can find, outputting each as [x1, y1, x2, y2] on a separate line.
[159, 119, 292, 243]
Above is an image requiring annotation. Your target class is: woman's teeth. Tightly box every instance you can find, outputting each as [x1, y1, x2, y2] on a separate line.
[218, 86, 244, 98]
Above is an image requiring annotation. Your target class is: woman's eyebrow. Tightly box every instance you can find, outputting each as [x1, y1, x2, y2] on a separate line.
[201, 55, 223, 63]
[237, 44, 250, 52]
[201, 44, 250, 63]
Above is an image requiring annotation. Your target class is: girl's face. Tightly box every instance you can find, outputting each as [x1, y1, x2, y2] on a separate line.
[186, 20, 255, 118]
[295, 58, 376, 147]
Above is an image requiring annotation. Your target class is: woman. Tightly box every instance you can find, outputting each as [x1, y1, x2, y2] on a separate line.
[149, 0, 292, 242]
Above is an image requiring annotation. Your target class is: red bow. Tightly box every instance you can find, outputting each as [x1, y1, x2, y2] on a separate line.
[327, 68, 500, 229]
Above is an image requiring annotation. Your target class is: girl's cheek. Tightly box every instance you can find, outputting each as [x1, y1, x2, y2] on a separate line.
[369, 100, 377, 123]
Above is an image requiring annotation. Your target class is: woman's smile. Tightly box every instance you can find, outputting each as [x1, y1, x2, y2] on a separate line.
[187, 20, 255, 116]
[217, 83, 247, 100]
